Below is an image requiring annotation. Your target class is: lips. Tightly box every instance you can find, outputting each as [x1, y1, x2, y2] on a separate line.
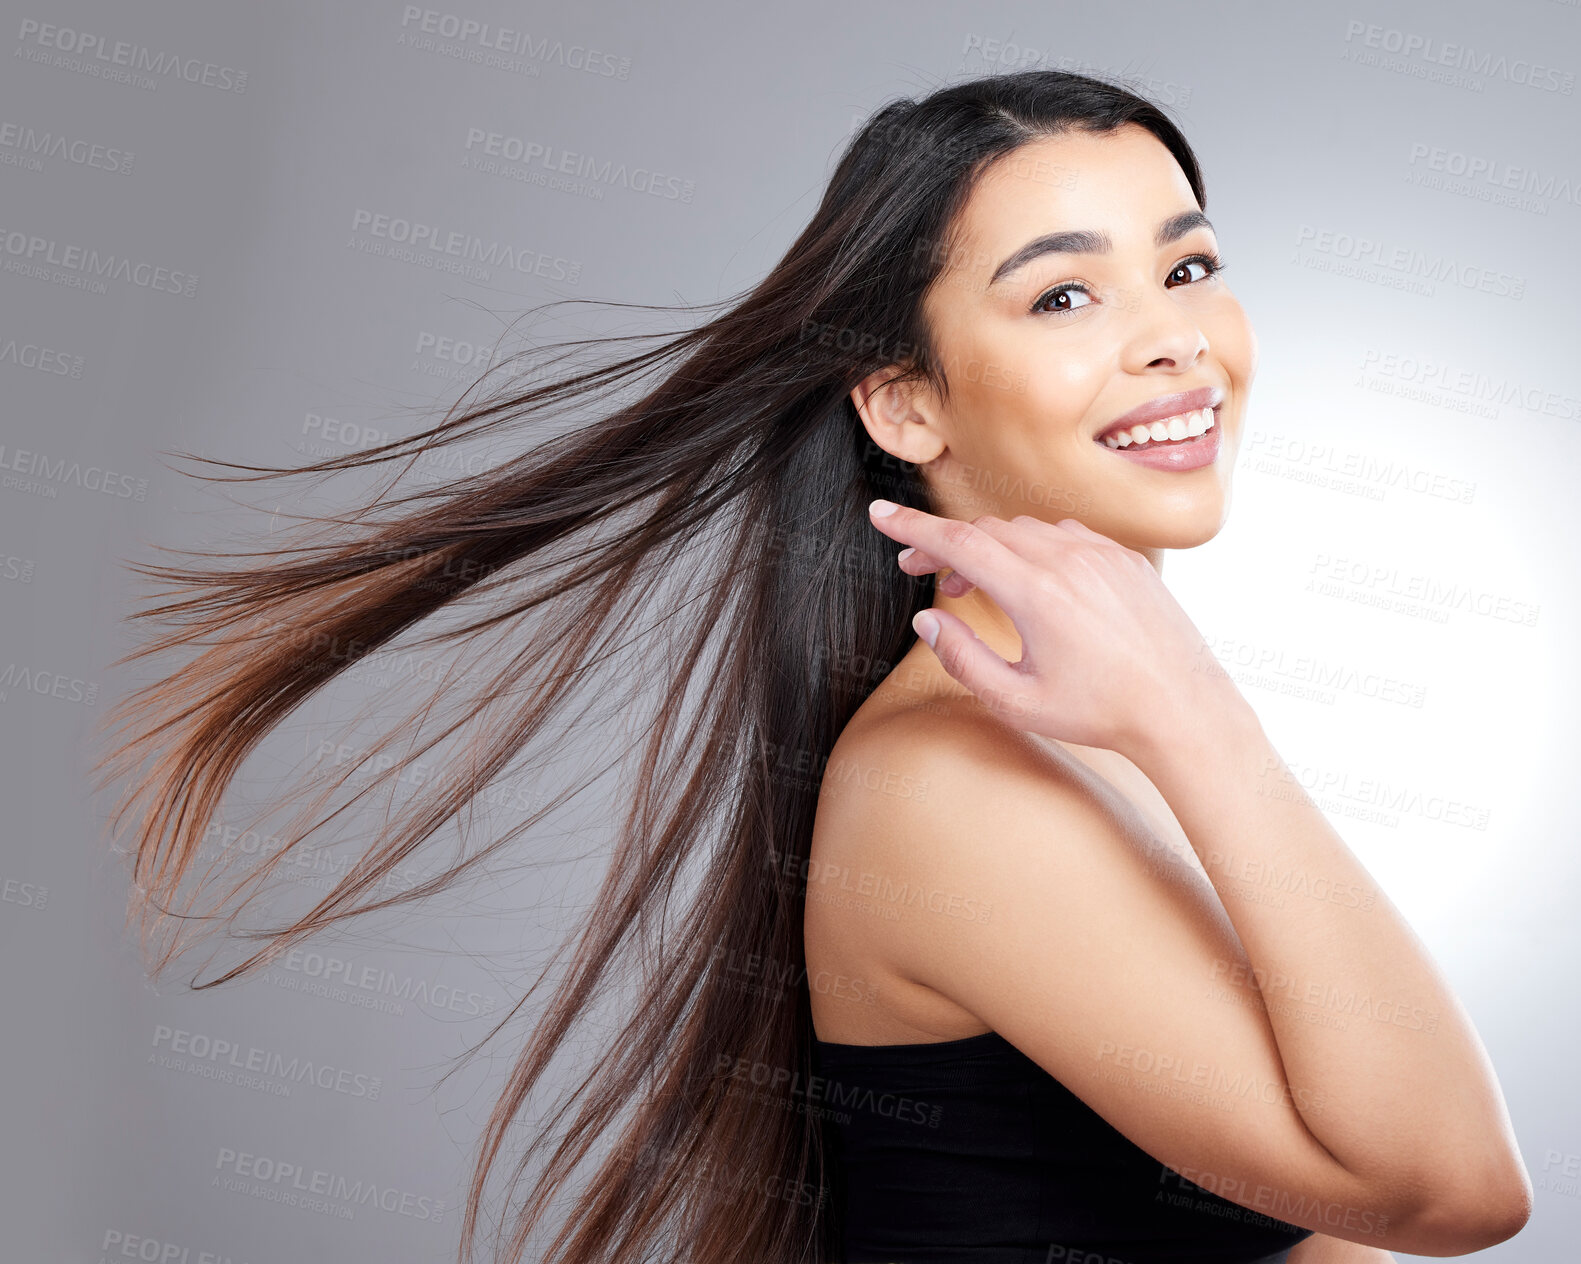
[1092, 384, 1225, 444]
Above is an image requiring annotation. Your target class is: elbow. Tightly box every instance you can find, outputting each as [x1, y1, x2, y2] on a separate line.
[1392, 1166, 1533, 1256]
[1462, 1171, 1534, 1251]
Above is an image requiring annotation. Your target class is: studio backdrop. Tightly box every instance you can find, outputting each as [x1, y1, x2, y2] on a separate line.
[1, 1, 1577, 1261]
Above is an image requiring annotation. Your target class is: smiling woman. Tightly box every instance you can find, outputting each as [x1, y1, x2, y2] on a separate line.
[849, 124, 1255, 561]
[96, 69, 1527, 1264]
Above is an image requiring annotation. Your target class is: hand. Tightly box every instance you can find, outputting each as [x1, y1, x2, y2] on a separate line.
[867, 499, 1242, 757]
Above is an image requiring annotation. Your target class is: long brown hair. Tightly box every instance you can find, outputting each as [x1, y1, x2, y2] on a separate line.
[93, 69, 1205, 1264]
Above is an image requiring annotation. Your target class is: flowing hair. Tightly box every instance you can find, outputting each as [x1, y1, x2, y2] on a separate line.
[92, 68, 1205, 1264]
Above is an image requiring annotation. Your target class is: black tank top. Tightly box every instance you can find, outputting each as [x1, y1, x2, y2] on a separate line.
[811, 1029, 1316, 1264]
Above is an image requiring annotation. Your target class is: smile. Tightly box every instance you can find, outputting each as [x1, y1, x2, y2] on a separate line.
[1098, 406, 1215, 448]
[1093, 406, 1221, 471]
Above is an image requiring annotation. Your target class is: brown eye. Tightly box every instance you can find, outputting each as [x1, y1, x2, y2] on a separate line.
[1030, 284, 1095, 316]
[1166, 254, 1224, 287]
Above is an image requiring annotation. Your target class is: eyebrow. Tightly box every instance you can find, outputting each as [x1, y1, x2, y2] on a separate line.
[986, 210, 1214, 287]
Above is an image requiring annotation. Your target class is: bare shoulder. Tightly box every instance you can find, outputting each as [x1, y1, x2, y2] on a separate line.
[804, 676, 1164, 1043]
[807, 683, 1194, 1012]
[808, 658, 1399, 1244]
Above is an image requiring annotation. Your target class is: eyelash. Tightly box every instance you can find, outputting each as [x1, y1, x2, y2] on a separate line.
[1029, 251, 1228, 316]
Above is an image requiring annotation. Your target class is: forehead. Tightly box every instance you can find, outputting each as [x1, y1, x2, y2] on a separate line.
[943, 124, 1197, 281]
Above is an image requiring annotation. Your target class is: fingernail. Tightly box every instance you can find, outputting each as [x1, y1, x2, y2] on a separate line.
[897, 547, 915, 562]
[912, 609, 939, 647]
[869, 499, 898, 517]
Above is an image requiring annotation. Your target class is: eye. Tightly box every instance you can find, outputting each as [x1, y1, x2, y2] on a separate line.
[1166, 251, 1226, 287]
[1029, 282, 1096, 316]
[1029, 252, 1226, 316]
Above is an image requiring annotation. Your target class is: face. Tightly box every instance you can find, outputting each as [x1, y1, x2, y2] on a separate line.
[852, 124, 1257, 554]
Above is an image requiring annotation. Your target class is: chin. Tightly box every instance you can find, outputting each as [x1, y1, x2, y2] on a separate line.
[1116, 498, 1230, 551]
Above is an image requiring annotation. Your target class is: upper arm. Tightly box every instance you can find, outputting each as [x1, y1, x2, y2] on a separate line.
[816, 710, 1415, 1249]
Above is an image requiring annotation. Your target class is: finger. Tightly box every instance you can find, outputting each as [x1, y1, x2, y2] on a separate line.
[912, 606, 1041, 723]
[1053, 517, 1122, 547]
[1052, 517, 1150, 571]
[898, 553, 977, 599]
[896, 545, 944, 574]
[898, 519, 1053, 574]
[869, 501, 1033, 608]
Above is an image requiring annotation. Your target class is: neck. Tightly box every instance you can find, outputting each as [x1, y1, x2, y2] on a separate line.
[930, 543, 1165, 657]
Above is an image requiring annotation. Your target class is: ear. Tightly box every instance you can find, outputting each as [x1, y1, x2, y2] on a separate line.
[849, 366, 948, 466]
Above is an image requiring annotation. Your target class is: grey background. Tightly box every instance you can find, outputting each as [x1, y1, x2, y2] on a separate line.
[3, 0, 1578, 1259]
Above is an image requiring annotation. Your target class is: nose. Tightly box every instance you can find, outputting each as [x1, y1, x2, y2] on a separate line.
[1120, 282, 1209, 372]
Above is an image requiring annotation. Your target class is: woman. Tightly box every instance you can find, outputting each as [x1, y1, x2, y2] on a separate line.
[95, 70, 1530, 1264]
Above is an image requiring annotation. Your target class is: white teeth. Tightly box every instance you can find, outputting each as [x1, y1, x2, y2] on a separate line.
[1101, 407, 1215, 449]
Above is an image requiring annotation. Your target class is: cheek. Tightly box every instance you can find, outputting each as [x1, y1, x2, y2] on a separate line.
[977, 364, 1095, 454]
[938, 325, 1110, 478]
[1208, 302, 1257, 386]
[1014, 329, 1109, 447]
